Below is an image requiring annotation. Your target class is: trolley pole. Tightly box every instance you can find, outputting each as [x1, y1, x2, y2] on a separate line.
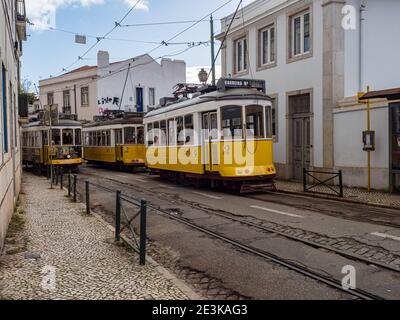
[367, 85, 371, 192]
[210, 14, 216, 86]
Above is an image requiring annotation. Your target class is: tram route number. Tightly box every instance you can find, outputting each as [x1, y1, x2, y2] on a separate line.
[152, 304, 248, 318]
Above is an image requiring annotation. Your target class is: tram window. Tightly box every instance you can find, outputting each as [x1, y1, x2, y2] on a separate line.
[221, 106, 243, 139]
[103, 131, 111, 146]
[137, 127, 144, 144]
[176, 117, 184, 145]
[124, 127, 136, 145]
[75, 129, 82, 145]
[52, 129, 61, 145]
[246, 105, 264, 138]
[160, 120, 167, 146]
[147, 123, 153, 146]
[184, 115, 194, 145]
[168, 119, 176, 146]
[153, 122, 160, 146]
[35, 131, 41, 147]
[84, 132, 89, 146]
[63, 129, 74, 145]
[265, 106, 272, 138]
[43, 131, 49, 146]
[96, 131, 102, 146]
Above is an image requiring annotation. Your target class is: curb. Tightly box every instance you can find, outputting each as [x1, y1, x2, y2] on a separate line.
[91, 212, 203, 300]
[274, 188, 400, 211]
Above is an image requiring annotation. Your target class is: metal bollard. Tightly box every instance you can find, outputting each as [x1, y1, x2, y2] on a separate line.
[339, 170, 344, 198]
[68, 174, 71, 197]
[73, 175, 77, 202]
[85, 181, 90, 215]
[139, 200, 147, 266]
[60, 170, 64, 190]
[55, 168, 59, 186]
[115, 191, 121, 242]
[303, 168, 307, 192]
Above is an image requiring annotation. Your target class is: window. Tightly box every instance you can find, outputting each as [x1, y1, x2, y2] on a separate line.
[246, 106, 264, 138]
[81, 87, 89, 106]
[2, 64, 8, 153]
[265, 106, 272, 138]
[63, 90, 71, 114]
[149, 88, 155, 106]
[259, 25, 275, 66]
[176, 117, 184, 145]
[75, 129, 82, 145]
[153, 122, 160, 146]
[52, 129, 61, 145]
[160, 120, 167, 146]
[270, 98, 278, 140]
[147, 123, 153, 146]
[184, 115, 194, 145]
[137, 127, 144, 145]
[291, 10, 311, 57]
[47, 92, 54, 106]
[235, 37, 247, 73]
[222, 106, 243, 139]
[168, 119, 176, 146]
[62, 129, 74, 145]
[124, 127, 136, 145]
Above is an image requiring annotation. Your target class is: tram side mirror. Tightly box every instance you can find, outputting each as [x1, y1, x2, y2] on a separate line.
[362, 130, 375, 151]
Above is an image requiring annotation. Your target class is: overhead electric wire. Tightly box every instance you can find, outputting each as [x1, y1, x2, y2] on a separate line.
[207, 0, 243, 82]
[52, 0, 143, 77]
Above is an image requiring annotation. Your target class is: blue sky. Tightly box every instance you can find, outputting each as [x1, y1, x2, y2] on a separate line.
[22, 0, 255, 89]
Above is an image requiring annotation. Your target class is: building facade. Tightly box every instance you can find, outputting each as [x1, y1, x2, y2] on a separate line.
[39, 51, 186, 121]
[218, 0, 400, 190]
[0, 0, 27, 249]
[39, 65, 98, 122]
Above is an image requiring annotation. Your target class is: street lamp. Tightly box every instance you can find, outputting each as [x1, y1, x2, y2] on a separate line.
[198, 68, 208, 85]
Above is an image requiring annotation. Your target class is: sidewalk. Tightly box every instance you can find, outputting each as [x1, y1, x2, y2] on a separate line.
[0, 173, 196, 300]
[275, 179, 400, 209]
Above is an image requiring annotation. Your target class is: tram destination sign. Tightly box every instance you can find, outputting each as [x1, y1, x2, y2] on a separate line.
[43, 105, 59, 126]
[217, 78, 266, 93]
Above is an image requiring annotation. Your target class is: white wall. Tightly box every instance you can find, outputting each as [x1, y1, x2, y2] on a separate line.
[0, 0, 24, 248]
[97, 54, 186, 114]
[345, 0, 400, 96]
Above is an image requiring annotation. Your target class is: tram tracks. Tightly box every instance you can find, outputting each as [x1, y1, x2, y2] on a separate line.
[77, 170, 398, 300]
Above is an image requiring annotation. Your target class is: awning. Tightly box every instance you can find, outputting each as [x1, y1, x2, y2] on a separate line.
[361, 87, 400, 101]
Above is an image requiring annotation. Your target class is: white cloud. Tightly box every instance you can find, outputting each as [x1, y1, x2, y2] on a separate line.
[186, 66, 221, 84]
[26, 0, 149, 30]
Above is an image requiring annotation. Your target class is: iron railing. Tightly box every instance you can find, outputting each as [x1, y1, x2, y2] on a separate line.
[303, 168, 344, 198]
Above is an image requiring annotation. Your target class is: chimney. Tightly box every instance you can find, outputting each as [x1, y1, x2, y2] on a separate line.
[97, 51, 110, 68]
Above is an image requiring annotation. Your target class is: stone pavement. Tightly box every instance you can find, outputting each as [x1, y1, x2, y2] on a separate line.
[275, 179, 400, 209]
[0, 173, 196, 300]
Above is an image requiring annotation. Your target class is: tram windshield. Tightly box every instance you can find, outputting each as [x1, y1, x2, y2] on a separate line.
[222, 106, 243, 139]
[124, 127, 136, 145]
[75, 129, 82, 145]
[246, 105, 264, 139]
[62, 129, 74, 145]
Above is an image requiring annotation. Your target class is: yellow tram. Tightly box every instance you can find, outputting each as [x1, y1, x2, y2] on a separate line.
[22, 118, 84, 172]
[83, 113, 146, 168]
[144, 78, 276, 192]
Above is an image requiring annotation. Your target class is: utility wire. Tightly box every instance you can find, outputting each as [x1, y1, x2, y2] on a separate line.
[52, 0, 143, 77]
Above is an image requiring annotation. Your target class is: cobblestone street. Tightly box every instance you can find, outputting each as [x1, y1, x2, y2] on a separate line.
[0, 173, 195, 300]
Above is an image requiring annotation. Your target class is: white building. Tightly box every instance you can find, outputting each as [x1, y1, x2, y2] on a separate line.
[97, 51, 186, 115]
[218, 0, 400, 190]
[40, 51, 186, 121]
[0, 0, 27, 248]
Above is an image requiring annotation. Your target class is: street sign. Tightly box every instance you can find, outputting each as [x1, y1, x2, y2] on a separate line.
[75, 34, 87, 44]
[44, 104, 59, 126]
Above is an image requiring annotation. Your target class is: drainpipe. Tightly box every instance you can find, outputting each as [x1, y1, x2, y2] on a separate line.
[74, 84, 77, 116]
[359, 2, 366, 92]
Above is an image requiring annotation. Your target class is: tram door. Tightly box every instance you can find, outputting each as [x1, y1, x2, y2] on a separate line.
[115, 129, 123, 162]
[202, 111, 219, 172]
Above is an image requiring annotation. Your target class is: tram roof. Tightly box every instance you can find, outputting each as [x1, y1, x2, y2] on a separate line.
[145, 88, 271, 119]
[22, 119, 82, 129]
[83, 116, 143, 129]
